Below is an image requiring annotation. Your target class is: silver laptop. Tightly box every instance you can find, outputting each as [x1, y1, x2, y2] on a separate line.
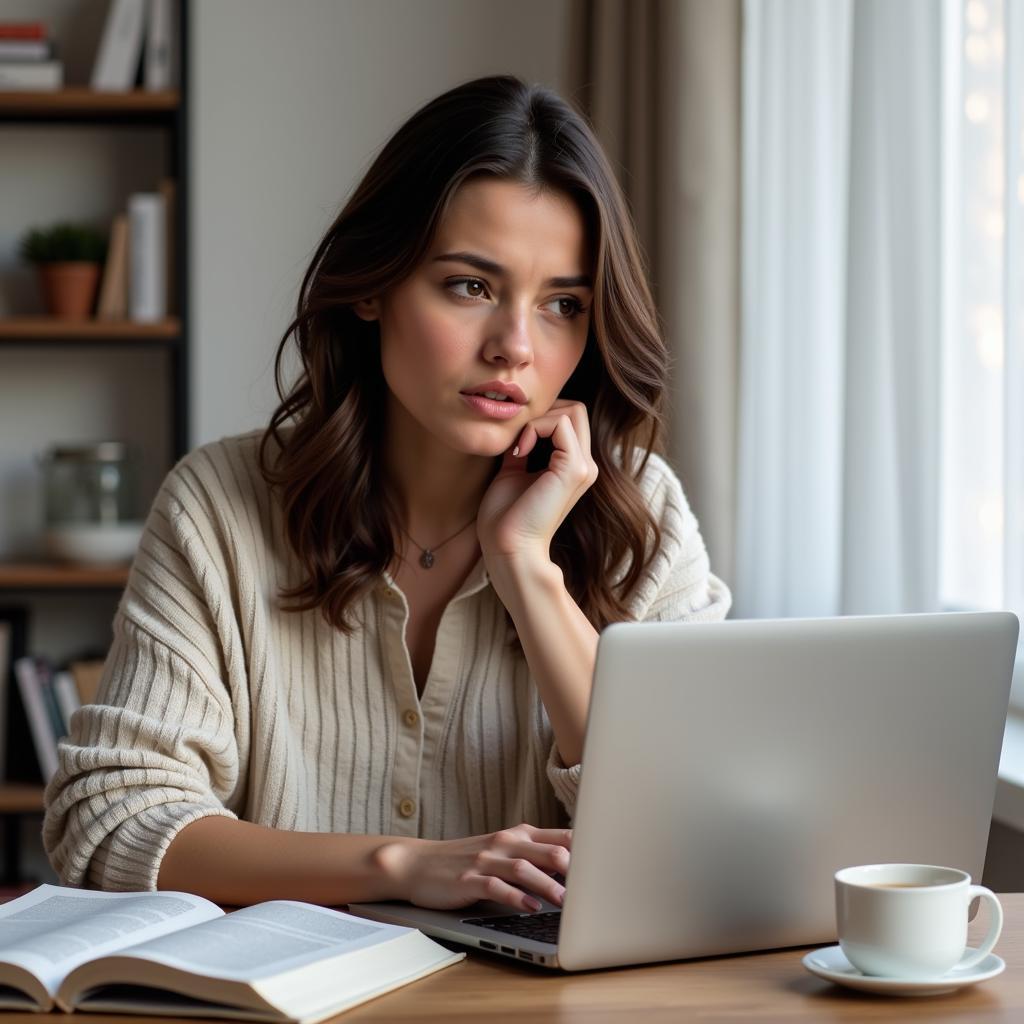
[349, 611, 1019, 971]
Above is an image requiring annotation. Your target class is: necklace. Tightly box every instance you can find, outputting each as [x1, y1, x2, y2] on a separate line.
[400, 515, 477, 569]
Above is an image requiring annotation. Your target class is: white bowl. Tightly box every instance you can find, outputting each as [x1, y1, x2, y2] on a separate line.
[44, 521, 145, 565]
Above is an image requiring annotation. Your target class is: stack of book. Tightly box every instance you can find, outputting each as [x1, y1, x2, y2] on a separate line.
[0, 20, 62, 91]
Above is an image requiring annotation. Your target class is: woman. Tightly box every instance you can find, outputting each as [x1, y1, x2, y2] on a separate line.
[43, 75, 730, 912]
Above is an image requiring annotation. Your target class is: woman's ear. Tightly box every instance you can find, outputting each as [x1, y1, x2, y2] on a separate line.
[352, 298, 381, 322]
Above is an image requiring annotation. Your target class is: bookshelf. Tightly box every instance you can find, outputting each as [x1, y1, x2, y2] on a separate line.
[0, 4, 190, 865]
[0, 87, 179, 119]
[0, 64, 190, 459]
[0, 563, 130, 590]
[0, 315, 181, 343]
[0, 785, 45, 814]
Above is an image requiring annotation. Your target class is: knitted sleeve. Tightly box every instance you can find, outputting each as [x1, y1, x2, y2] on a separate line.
[544, 452, 732, 816]
[42, 447, 249, 890]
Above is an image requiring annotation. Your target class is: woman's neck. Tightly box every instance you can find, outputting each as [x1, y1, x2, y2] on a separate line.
[382, 401, 497, 543]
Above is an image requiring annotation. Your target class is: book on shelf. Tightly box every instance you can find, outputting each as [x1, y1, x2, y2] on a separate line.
[145, 0, 178, 91]
[8, 652, 107, 781]
[0, 884, 464, 1021]
[96, 213, 128, 320]
[92, 0, 177, 93]
[0, 20, 61, 90]
[0, 23, 47, 41]
[0, 61, 62, 90]
[0, 39, 52, 61]
[52, 670, 82, 736]
[12, 657, 59, 781]
[91, 0, 146, 91]
[128, 191, 167, 321]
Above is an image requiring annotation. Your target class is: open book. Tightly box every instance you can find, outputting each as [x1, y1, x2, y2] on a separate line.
[0, 885, 463, 1021]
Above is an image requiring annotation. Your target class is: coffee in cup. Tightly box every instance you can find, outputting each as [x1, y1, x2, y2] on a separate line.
[834, 863, 1002, 978]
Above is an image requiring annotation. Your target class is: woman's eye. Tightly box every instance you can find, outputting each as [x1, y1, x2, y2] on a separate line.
[447, 278, 488, 299]
[545, 296, 588, 320]
[447, 279, 588, 321]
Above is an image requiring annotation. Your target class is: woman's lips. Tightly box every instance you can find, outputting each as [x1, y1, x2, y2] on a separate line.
[460, 393, 524, 419]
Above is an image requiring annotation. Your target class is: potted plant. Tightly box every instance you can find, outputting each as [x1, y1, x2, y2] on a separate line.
[19, 221, 108, 320]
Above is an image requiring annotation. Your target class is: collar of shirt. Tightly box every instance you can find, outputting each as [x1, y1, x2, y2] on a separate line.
[380, 555, 491, 605]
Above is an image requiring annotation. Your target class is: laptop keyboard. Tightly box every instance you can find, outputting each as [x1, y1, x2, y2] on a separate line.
[461, 910, 562, 945]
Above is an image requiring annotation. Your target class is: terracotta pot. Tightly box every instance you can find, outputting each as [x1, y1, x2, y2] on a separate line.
[38, 261, 102, 319]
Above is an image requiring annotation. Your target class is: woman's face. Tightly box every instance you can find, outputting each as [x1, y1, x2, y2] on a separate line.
[357, 177, 593, 459]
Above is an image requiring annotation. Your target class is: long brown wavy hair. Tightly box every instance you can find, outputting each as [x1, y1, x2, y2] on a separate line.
[259, 74, 669, 638]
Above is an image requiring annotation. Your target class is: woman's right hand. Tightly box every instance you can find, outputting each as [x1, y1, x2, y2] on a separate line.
[375, 823, 571, 912]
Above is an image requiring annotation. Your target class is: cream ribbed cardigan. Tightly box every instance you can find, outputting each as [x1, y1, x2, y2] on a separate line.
[42, 429, 731, 890]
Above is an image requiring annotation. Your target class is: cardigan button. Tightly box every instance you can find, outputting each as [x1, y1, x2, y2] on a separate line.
[398, 798, 417, 818]
[403, 708, 419, 728]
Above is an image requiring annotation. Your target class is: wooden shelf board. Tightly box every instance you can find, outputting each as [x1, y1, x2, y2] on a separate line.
[0, 88, 179, 116]
[0, 317, 180, 341]
[0, 784, 45, 814]
[0, 563, 130, 589]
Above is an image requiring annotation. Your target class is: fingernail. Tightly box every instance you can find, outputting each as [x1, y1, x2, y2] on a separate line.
[512, 446, 520, 457]
[525, 896, 542, 911]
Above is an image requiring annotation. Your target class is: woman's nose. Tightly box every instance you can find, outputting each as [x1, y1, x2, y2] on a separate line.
[483, 306, 534, 366]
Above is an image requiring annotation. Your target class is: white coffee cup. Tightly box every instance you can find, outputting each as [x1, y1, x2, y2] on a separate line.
[834, 863, 1003, 978]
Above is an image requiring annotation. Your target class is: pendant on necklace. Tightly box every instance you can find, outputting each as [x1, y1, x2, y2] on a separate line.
[419, 550, 435, 569]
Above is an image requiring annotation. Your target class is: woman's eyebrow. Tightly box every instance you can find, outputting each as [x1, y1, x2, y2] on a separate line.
[432, 250, 592, 289]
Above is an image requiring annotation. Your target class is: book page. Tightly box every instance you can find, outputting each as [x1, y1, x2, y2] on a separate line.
[113, 902, 410, 982]
[0, 884, 223, 997]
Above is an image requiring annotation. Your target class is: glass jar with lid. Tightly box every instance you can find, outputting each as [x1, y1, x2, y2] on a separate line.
[40, 442, 145, 564]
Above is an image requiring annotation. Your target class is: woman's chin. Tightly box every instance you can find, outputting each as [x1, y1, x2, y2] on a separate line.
[449, 428, 517, 459]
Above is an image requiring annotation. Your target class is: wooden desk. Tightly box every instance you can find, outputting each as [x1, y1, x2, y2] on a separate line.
[1, 894, 1020, 1022]
[339, 893, 1023, 1021]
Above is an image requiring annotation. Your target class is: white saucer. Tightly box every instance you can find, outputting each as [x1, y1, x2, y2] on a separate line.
[802, 945, 1005, 996]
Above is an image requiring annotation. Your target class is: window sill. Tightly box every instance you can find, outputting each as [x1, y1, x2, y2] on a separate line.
[995, 710, 1024, 832]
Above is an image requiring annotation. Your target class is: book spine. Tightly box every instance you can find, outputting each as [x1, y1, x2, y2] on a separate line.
[0, 23, 48, 40]
[90, 0, 146, 92]
[144, 0, 173, 91]
[37, 662, 66, 743]
[0, 39, 51, 60]
[52, 672, 82, 736]
[96, 213, 129, 320]
[13, 658, 59, 781]
[128, 193, 166, 321]
[0, 61, 62, 89]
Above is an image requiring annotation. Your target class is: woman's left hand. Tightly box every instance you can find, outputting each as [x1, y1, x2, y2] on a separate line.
[477, 399, 598, 567]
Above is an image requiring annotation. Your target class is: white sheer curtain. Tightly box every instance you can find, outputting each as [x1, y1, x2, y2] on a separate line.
[736, 0, 944, 619]
[940, 0, 1024, 705]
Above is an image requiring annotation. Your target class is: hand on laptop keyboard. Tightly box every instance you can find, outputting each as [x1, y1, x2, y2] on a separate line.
[377, 822, 571, 913]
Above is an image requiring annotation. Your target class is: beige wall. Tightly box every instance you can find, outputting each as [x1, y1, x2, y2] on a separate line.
[190, 0, 576, 446]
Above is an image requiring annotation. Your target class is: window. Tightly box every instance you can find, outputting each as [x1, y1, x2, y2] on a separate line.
[940, 0, 1024, 704]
